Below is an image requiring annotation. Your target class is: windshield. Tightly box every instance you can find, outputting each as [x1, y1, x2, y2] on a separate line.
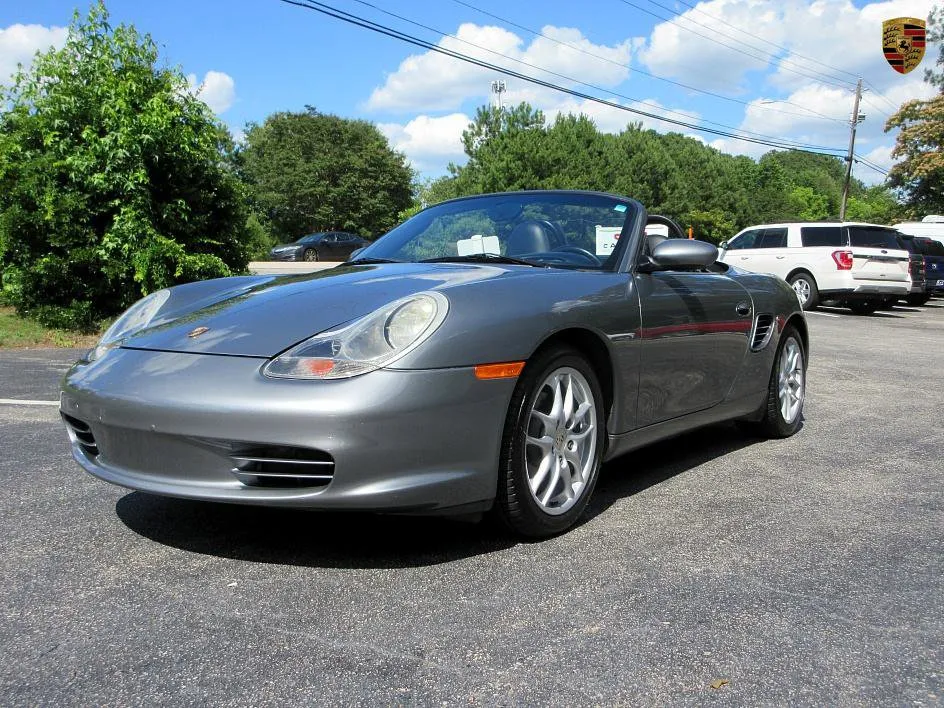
[848, 226, 902, 250]
[354, 192, 637, 270]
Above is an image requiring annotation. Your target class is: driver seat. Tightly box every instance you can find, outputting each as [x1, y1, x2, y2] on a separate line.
[506, 220, 554, 255]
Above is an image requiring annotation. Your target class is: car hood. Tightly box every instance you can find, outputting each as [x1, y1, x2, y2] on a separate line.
[119, 262, 514, 358]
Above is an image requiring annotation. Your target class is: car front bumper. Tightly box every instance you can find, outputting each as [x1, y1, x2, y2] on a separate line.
[60, 348, 516, 513]
[268, 250, 303, 262]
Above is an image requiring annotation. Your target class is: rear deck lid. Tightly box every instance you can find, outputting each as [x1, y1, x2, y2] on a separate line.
[848, 226, 910, 282]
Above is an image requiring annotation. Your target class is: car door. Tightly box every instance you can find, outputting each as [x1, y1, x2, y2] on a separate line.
[320, 233, 340, 259]
[748, 227, 790, 279]
[720, 228, 763, 272]
[634, 269, 753, 427]
[338, 233, 360, 259]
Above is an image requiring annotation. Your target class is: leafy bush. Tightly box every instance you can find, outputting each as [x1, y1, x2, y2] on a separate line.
[0, 3, 249, 331]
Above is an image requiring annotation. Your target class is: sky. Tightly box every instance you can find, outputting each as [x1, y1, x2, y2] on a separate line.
[0, 0, 938, 186]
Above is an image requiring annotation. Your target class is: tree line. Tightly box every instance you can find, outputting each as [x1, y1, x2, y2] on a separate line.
[0, 2, 940, 330]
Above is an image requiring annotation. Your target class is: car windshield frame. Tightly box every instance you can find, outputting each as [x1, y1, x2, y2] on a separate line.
[352, 191, 640, 272]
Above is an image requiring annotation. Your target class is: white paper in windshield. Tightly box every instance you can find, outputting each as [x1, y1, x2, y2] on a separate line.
[457, 234, 501, 256]
[595, 226, 622, 256]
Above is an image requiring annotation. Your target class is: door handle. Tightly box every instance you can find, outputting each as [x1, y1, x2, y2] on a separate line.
[776, 256, 786, 259]
[736, 301, 752, 316]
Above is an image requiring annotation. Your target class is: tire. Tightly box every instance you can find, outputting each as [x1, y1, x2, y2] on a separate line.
[752, 326, 805, 439]
[848, 301, 878, 315]
[303, 248, 319, 262]
[495, 345, 606, 538]
[905, 294, 930, 306]
[788, 273, 819, 310]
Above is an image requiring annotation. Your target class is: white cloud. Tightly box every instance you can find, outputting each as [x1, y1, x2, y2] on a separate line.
[637, 0, 936, 94]
[187, 70, 236, 114]
[771, 0, 935, 91]
[367, 23, 631, 112]
[378, 113, 470, 171]
[637, 0, 781, 91]
[0, 23, 68, 84]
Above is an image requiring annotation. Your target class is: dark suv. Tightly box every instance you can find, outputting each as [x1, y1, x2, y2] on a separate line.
[896, 234, 944, 305]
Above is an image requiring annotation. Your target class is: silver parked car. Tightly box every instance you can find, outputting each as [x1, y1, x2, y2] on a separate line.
[61, 191, 807, 537]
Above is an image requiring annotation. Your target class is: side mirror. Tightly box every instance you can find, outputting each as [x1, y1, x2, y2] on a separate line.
[639, 239, 719, 272]
[718, 240, 728, 250]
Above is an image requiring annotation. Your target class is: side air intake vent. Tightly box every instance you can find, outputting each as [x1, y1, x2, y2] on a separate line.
[62, 413, 99, 457]
[228, 444, 335, 488]
[751, 314, 775, 351]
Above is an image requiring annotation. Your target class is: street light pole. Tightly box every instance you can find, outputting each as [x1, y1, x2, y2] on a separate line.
[839, 79, 865, 221]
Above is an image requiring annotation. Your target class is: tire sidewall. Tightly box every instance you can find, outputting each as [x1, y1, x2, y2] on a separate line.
[498, 346, 606, 537]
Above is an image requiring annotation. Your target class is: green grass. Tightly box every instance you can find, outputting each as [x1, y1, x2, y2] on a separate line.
[0, 306, 102, 349]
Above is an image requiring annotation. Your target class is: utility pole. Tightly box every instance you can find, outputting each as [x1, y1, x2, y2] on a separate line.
[490, 80, 506, 111]
[839, 79, 865, 221]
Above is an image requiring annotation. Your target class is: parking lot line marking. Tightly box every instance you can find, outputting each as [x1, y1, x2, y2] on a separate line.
[807, 311, 841, 318]
[0, 398, 59, 406]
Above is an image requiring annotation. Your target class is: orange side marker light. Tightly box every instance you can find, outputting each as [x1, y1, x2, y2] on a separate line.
[474, 361, 525, 380]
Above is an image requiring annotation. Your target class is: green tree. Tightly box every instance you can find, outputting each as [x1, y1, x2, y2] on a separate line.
[884, 5, 944, 215]
[0, 2, 248, 331]
[239, 107, 413, 242]
[885, 95, 944, 215]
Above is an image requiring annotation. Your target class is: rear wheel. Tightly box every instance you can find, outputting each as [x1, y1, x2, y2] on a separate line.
[848, 301, 878, 315]
[905, 293, 930, 306]
[751, 326, 805, 439]
[788, 273, 819, 310]
[303, 248, 319, 262]
[495, 345, 605, 538]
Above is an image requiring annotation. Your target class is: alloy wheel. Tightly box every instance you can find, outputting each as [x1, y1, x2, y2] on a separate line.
[792, 278, 810, 305]
[778, 338, 804, 424]
[524, 367, 598, 515]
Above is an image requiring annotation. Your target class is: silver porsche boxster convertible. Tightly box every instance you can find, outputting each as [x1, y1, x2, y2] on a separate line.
[61, 190, 807, 537]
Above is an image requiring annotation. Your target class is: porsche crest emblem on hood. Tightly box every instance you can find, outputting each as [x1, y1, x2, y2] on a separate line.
[883, 17, 926, 75]
[187, 326, 210, 338]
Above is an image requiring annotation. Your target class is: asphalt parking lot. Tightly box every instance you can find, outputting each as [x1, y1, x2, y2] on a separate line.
[1, 302, 942, 705]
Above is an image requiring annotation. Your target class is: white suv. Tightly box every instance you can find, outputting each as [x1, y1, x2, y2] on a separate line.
[719, 222, 911, 314]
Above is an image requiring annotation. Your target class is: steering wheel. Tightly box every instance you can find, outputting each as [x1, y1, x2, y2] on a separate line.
[552, 245, 602, 266]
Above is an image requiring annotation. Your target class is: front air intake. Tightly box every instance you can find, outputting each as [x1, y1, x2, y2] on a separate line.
[751, 314, 775, 351]
[227, 444, 335, 488]
[61, 413, 99, 457]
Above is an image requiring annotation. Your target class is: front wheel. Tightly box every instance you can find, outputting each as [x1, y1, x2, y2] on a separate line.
[789, 273, 819, 310]
[303, 248, 319, 262]
[495, 346, 605, 538]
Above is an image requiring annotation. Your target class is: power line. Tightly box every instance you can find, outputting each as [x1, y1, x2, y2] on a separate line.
[862, 81, 902, 113]
[449, 0, 844, 124]
[853, 154, 889, 176]
[278, 0, 845, 155]
[346, 0, 842, 145]
[654, 0, 862, 84]
[616, 0, 857, 91]
[859, 95, 893, 120]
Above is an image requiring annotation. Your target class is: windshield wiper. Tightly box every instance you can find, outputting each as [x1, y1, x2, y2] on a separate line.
[345, 257, 404, 264]
[422, 253, 543, 267]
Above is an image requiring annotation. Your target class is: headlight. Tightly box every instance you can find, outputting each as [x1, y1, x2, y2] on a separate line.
[87, 289, 170, 361]
[263, 292, 448, 380]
